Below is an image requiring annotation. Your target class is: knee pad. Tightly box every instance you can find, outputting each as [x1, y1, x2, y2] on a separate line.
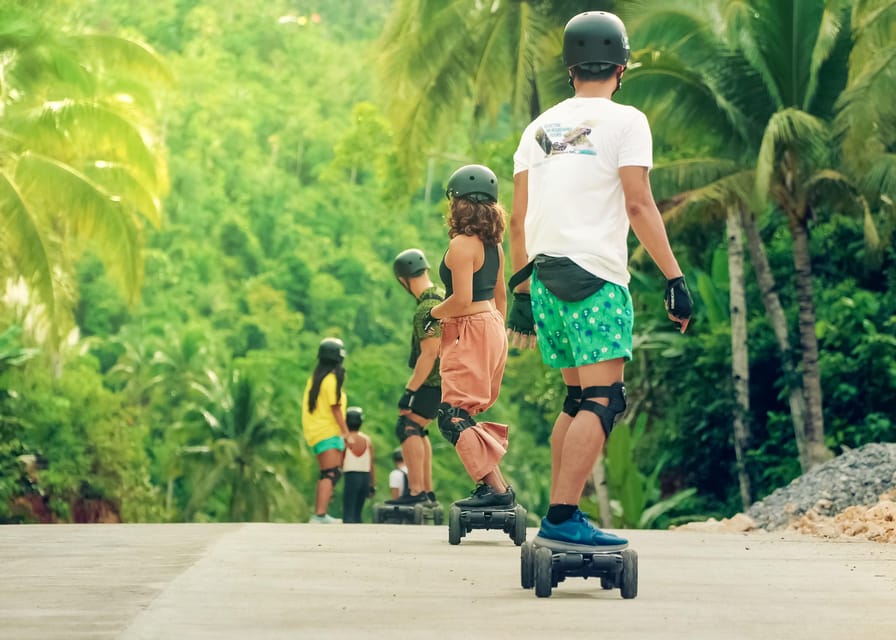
[394, 415, 425, 443]
[436, 403, 476, 446]
[320, 467, 342, 486]
[563, 385, 582, 417]
[579, 382, 626, 438]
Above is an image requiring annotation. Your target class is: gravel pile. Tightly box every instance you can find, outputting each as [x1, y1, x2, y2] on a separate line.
[746, 442, 896, 531]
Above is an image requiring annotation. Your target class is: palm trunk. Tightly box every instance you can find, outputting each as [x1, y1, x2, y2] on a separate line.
[727, 208, 752, 510]
[789, 217, 831, 467]
[741, 209, 812, 472]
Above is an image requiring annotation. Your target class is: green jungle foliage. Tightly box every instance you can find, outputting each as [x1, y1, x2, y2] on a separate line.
[1, 0, 894, 525]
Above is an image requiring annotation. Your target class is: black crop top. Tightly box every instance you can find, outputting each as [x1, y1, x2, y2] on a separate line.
[439, 243, 499, 302]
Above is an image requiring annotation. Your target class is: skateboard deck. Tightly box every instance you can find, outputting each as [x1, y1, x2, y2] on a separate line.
[521, 538, 637, 598]
[373, 502, 444, 525]
[447, 503, 527, 546]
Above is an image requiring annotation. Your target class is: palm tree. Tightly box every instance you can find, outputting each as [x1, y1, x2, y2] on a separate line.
[624, 0, 895, 469]
[375, 0, 613, 175]
[0, 4, 170, 344]
[181, 369, 296, 522]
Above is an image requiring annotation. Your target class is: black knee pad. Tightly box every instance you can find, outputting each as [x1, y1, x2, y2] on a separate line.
[579, 382, 627, 438]
[436, 403, 476, 446]
[395, 415, 425, 443]
[320, 466, 342, 486]
[563, 385, 582, 417]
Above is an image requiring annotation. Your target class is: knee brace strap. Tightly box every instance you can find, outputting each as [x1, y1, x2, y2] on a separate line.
[395, 415, 425, 443]
[320, 467, 342, 486]
[563, 385, 582, 417]
[579, 382, 626, 437]
[437, 403, 476, 446]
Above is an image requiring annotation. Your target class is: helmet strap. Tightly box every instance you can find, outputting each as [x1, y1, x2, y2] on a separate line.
[612, 66, 625, 96]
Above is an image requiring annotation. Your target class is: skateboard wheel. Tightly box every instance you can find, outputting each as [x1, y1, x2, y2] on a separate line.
[512, 505, 527, 546]
[534, 546, 553, 597]
[600, 575, 615, 590]
[620, 548, 638, 599]
[520, 542, 535, 589]
[448, 505, 462, 545]
[412, 503, 425, 525]
[373, 504, 383, 524]
[433, 507, 445, 526]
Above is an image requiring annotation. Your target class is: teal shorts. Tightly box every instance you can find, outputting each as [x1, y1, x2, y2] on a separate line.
[312, 435, 346, 455]
[531, 270, 634, 369]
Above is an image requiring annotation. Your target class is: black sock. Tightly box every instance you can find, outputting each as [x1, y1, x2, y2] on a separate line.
[546, 504, 577, 525]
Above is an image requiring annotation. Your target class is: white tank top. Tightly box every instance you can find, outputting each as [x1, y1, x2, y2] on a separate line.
[342, 433, 372, 472]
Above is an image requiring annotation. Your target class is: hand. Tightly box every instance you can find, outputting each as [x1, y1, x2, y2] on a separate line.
[664, 276, 693, 334]
[422, 309, 439, 335]
[397, 388, 415, 411]
[506, 292, 537, 349]
[367, 485, 376, 498]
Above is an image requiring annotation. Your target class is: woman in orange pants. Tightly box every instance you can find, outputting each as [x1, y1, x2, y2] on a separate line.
[424, 164, 515, 509]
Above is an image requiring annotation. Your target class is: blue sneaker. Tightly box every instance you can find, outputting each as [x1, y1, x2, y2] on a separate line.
[535, 509, 628, 551]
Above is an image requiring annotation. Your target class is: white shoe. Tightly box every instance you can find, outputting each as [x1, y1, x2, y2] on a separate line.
[309, 513, 342, 524]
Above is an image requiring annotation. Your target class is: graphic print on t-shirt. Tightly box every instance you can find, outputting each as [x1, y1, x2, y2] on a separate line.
[534, 120, 597, 157]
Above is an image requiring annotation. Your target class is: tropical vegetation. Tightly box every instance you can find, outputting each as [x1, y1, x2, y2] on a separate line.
[0, 0, 893, 526]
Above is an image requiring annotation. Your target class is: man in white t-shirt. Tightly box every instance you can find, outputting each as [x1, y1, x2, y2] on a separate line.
[507, 11, 693, 549]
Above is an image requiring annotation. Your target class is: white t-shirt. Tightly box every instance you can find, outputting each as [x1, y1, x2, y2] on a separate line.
[389, 466, 408, 493]
[513, 97, 653, 286]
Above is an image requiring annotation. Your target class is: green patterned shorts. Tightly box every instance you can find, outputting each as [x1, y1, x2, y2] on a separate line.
[531, 270, 634, 369]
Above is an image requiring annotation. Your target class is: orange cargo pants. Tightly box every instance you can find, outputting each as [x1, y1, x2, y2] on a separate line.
[439, 310, 509, 481]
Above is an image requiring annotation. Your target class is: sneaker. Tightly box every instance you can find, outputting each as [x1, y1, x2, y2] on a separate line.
[454, 484, 516, 509]
[385, 492, 428, 506]
[535, 509, 627, 551]
[309, 513, 342, 524]
[426, 491, 439, 506]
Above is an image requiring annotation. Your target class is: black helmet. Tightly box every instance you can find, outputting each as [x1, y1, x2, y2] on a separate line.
[445, 164, 498, 204]
[393, 249, 430, 279]
[392, 448, 404, 462]
[346, 406, 363, 428]
[317, 337, 345, 364]
[563, 11, 630, 69]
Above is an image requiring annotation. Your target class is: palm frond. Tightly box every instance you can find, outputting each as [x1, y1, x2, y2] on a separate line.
[68, 34, 173, 86]
[0, 170, 55, 322]
[861, 153, 896, 202]
[24, 99, 160, 188]
[16, 152, 143, 303]
[650, 157, 743, 201]
[755, 107, 829, 203]
[805, 0, 849, 111]
[83, 161, 162, 228]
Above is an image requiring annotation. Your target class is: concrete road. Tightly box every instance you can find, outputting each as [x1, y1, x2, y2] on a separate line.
[2, 523, 895, 639]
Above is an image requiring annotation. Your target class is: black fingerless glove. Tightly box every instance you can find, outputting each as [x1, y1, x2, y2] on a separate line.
[664, 276, 693, 322]
[507, 292, 535, 334]
[398, 388, 415, 411]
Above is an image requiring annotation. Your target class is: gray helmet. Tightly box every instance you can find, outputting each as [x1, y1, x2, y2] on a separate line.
[445, 164, 498, 204]
[563, 11, 630, 69]
[346, 406, 363, 428]
[393, 248, 429, 279]
[317, 337, 345, 364]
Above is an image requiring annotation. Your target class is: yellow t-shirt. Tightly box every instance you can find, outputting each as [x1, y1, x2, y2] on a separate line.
[301, 372, 347, 447]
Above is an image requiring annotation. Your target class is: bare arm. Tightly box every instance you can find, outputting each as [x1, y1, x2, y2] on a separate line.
[510, 171, 530, 293]
[620, 166, 683, 280]
[368, 440, 375, 487]
[330, 405, 353, 445]
[406, 336, 439, 390]
[621, 165, 690, 333]
[494, 243, 507, 318]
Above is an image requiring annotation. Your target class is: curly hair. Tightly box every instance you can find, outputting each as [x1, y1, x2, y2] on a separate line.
[447, 198, 507, 245]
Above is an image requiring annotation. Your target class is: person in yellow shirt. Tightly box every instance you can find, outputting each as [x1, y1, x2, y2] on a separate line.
[302, 337, 354, 524]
